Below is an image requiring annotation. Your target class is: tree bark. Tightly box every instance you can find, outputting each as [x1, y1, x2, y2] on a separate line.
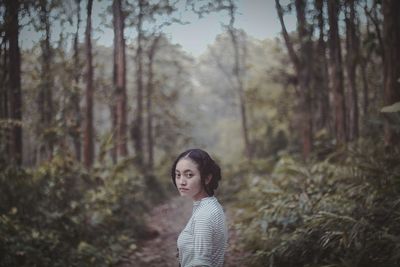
[72, 0, 82, 161]
[360, 57, 369, 117]
[227, 1, 251, 159]
[113, 0, 128, 161]
[84, 0, 94, 168]
[133, 0, 145, 166]
[6, 0, 22, 165]
[295, 0, 313, 158]
[146, 35, 161, 169]
[328, 0, 347, 145]
[315, 0, 331, 133]
[359, 11, 370, 118]
[360, 3, 374, 118]
[364, 2, 384, 62]
[364, 1, 384, 112]
[345, 0, 359, 141]
[276, 0, 313, 158]
[37, 0, 54, 162]
[1, 7, 10, 160]
[382, 0, 400, 146]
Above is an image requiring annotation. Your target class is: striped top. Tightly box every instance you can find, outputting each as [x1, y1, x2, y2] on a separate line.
[177, 196, 228, 267]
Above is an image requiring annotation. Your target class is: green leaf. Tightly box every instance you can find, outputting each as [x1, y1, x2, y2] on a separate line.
[381, 101, 400, 113]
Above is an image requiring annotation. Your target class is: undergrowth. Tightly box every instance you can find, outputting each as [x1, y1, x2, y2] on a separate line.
[229, 139, 400, 267]
[0, 150, 165, 267]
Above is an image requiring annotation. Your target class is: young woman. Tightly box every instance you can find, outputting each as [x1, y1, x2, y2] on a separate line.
[171, 148, 228, 267]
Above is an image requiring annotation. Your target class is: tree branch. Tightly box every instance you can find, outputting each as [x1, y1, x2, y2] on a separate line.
[275, 0, 299, 70]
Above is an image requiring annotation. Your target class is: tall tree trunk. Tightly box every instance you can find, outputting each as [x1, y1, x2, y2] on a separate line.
[37, 0, 54, 162]
[133, 0, 145, 165]
[110, 97, 117, 163]
[360, 15, 369, 119]
[111, 10, 117, 164]
[364, 2, 384, 62]
[1, 17, 10, 159]
[72, 0, 82, 161]
[360, 3, 372, 119]
[146, 35, 161, 169]
[276, 0, 313, 158]
[84, 0, 94, 168]
[328, 0, 347, 145]
[6, 0, 22, 165]
[227, 1, 251, 159]
[295, 0, 313, 158]
[361, 1, 385, 114]
[113, 0, 128, 161]
[382, 0, 400, 146]
[360, 50, 369, 117]
[315, 0, 331, 133]
[345, 0, 359, 141]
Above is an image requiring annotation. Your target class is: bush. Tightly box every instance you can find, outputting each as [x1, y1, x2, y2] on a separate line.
[233, 140, 400, 267]
[0, 151, 160, 267]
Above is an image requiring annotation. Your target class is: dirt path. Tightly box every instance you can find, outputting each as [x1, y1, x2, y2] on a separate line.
[122, 196, 247, 267]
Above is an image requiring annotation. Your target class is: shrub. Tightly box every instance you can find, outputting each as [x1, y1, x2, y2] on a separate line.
[0, 151, 158, 267]
[233, 140, 400, 267]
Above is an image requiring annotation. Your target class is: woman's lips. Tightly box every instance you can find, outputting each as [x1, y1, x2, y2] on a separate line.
[179, 188, 189, 192]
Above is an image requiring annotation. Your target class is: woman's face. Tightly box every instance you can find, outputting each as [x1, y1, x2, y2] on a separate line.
[175, 158, 209, 201]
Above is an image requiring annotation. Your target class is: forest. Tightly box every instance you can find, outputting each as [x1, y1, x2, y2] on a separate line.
[1, 0, 400, 266]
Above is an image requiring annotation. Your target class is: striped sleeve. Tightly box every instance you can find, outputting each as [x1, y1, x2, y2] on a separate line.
[191, 215, 213, 266]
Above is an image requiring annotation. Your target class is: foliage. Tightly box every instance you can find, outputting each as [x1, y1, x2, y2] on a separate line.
[381, 101, 400, 132]
[0, 149, 163, 267]
[232, 139, 400, 267]
[381, 101, 400, 113]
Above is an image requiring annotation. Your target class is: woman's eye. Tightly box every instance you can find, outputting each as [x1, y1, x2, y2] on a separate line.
[186, 173, 193, 178]
[175, 173, 181, 179]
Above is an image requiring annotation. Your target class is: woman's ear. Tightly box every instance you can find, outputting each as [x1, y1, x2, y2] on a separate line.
[205, 174, 212, 185]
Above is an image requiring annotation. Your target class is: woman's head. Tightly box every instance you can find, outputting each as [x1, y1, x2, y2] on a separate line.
[171, 149, 221, 199]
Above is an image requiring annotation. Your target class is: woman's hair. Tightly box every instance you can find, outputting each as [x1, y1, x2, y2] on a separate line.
[171, 148, 221, 196]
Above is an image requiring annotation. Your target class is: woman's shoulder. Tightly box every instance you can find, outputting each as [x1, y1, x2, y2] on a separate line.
[194, 197, 225, 221]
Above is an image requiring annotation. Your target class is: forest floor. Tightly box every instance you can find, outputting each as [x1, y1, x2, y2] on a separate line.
[120, 196, 249, 267]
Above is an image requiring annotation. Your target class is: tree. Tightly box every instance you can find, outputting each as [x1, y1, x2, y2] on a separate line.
[276, 0, 313, 158]
[113, 0, 128, 161]
[314, 0, 331, 133]
[36, 0, 54, 162]
[190, 0, 252, 159]
[1, 3, 11, 161]
[131, 0, 145, 166]
[345, 0, 359, 141]
[359, 2, 372, 118]
[145, 35, 161, 169]
[226, 0, 251, 159]
[71, 0, 82, 161]
[84, 0, 94, 168]
[382, 0, 400, 146]
[5, 0, 22, 165]
[363, 1, 384, 116]
[128, 0, 180, 167]
[327, 0, 347, 145]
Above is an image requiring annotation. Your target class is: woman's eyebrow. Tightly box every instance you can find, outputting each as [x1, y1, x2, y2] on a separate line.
[175, 169, 193, 173]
